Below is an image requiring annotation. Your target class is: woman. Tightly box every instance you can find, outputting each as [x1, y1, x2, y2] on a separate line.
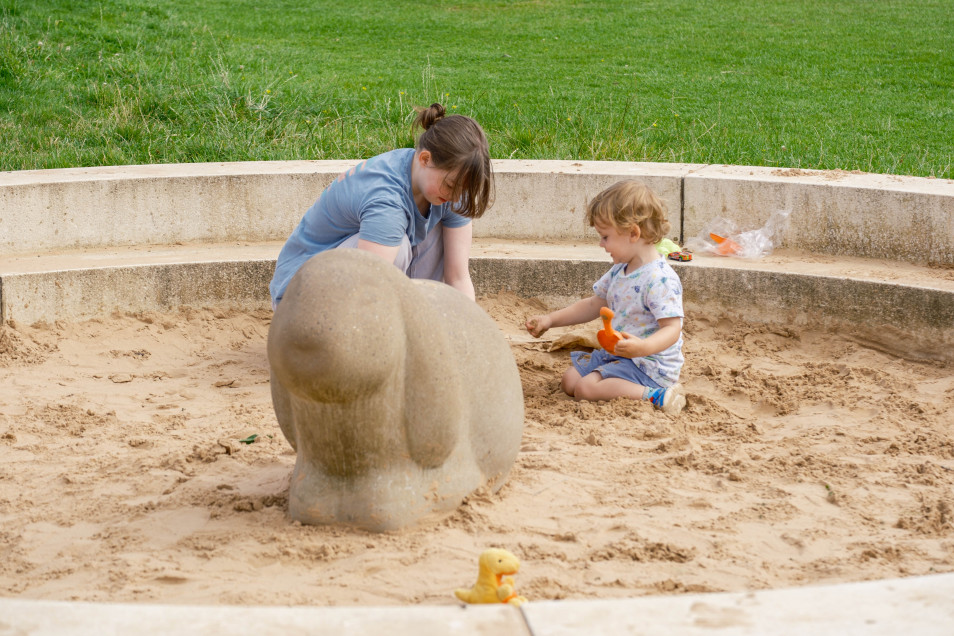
[269, 103, 494, 306]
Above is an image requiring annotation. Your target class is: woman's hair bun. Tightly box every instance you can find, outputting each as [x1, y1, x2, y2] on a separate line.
[414, 103, 447, 131]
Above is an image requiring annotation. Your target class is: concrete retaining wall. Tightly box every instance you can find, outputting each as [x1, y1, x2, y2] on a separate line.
[3, 160, 952, 264]
[0, 162, 346, 253]
[1, 260, 274, 325]
[684, 165, 954, 265]
[477, 160, 692, 241]
[0, 160, 695, 253]
[2, 161, 953, 359]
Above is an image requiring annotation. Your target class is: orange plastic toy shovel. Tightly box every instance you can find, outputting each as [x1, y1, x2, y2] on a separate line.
[597, 307, 622, 354]
[709, 233, 741, 256]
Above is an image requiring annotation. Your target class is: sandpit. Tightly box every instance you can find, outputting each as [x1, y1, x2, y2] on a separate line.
[1, 291, 952, 607]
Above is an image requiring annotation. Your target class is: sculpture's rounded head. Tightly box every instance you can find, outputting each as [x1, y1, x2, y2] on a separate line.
[268, 249, 405, 403]
[479, 548, 521, 577]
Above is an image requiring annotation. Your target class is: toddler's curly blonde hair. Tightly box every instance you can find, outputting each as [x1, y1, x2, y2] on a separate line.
[585, 180, 671, 244]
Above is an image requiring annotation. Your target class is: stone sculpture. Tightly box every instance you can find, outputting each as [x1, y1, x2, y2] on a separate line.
[267, 249, 524, 532]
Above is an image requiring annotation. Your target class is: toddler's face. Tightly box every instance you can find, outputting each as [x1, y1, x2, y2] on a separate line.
[593, 220, 636, 264]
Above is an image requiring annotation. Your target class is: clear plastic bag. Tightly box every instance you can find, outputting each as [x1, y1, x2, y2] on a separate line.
[684, 209, 792, 259]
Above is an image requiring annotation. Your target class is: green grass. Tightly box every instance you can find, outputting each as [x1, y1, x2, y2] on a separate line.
[2, 0, 952, 177]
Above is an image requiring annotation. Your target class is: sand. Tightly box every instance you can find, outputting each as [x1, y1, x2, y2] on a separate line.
[1, 292, 953, 607]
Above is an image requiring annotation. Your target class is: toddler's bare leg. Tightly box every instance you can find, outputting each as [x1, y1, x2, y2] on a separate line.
[573, 373, 646, 402]
[561, 367, 583, 397]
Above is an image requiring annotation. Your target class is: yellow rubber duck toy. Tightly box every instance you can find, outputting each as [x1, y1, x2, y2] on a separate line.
[454, 548, 527, 606]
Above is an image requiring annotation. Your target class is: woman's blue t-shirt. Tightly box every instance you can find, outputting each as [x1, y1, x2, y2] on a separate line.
[269, 148, 470, 303]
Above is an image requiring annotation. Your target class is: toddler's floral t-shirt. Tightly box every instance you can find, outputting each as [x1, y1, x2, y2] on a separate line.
[593, 257, 684, 385]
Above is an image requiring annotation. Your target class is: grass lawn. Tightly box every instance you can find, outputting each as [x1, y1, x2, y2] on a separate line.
[1, 0, 952, 177]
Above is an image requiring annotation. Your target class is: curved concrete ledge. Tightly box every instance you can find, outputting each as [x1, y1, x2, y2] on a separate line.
[4, 572, 954, 635]
[1, 254, 276, 324]
[684, 166, 954, 266]
[3, 241, 952, 361]
[2, 160, 952, 264]
[2, 161, 954, 632]
[0, 160, 694, 254]
[472, 248, 954, 363]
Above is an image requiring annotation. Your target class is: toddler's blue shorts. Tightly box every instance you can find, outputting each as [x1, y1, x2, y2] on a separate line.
[570, 349, 661, 389]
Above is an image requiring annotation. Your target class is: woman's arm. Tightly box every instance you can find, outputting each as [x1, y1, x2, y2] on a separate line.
[356, 238, 401, 264]
[442, 223, 476, 301]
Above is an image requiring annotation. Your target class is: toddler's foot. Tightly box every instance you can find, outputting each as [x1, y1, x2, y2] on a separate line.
[646, 384, 686, 414]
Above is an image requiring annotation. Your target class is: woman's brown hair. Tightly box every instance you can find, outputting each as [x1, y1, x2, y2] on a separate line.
[413, 103, 494, 219]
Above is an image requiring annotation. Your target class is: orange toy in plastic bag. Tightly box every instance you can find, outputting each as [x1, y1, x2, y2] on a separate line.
[686, 210, 792, 260]
[709, 233, 741, 255]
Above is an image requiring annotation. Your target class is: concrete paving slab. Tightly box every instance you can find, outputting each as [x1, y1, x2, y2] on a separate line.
[5, 161, 953, 267]
[3, 573, 952, 635]
[0, 260, 275, 324]
[0, 598, 530, 636]
[521, 572, 954, 636]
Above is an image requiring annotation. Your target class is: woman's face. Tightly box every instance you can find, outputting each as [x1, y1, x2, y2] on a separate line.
[415, 152, 459, 207]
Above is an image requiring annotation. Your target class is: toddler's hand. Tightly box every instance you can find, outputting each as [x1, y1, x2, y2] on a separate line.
[613, 331, 645, 358]
[525, 314, 551, 338]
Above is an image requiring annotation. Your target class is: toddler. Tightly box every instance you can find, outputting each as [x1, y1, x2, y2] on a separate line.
[525, 181, 686, 413]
